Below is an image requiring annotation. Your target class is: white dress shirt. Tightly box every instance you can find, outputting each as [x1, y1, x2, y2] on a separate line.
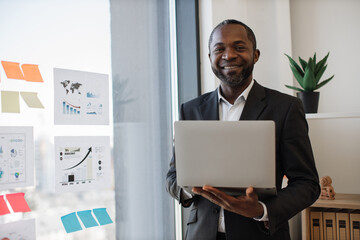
[217, 79, 268, 232]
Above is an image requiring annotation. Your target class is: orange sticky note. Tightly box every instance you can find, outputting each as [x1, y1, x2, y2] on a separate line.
[1, 61, 25, 80]
[21, 64, 44, 82]
[0, 195, 10, 215]
[6, 192, 31, 213]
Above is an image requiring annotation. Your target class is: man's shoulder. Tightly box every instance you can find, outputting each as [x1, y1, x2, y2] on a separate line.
[182, 90, 217, 108]
[261, 85, 301, 105]
[265, 87, 297, 100]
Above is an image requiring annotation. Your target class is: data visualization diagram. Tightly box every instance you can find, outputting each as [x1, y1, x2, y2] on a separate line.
[0, 219, 36, 240]
[0, 127, 34, 191]
[54, 68, 109, 125]
[55, 136, 110, 193]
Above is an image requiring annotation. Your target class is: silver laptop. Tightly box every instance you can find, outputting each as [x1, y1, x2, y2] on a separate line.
[174, 120, 277, 197]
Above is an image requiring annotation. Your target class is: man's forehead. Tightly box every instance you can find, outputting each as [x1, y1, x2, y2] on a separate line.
[211, 24, 249, 46]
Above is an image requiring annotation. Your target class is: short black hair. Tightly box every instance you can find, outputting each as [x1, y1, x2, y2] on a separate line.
[208, 19, 257, 52]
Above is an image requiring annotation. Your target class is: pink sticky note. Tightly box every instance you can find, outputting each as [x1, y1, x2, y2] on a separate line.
[0, 195, 10, 215]
[6, 192, 31, 213]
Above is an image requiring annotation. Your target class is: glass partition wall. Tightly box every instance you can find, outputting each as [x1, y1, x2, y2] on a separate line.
[110, 0, 175, 239]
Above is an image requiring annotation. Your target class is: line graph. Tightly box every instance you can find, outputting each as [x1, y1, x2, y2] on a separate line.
[55, 136, 110, 193]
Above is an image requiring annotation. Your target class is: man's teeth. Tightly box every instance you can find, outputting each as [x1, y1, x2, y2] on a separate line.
[224, 66, 238, 69]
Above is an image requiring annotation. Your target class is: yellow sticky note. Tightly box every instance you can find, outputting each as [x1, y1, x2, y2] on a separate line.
[1, 61, 25, 80]
[1, 91, 20, 113]
[20, 92, 44, 108]
[21, 64, 44, 82]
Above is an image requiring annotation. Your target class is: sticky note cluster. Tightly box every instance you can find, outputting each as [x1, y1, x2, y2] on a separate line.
[0, 60, 45, 113]
[61, 208, 113, 233]
[0, 192, 31, 215]
[1, 61, 43, 82]
[1, 91, 44, 113]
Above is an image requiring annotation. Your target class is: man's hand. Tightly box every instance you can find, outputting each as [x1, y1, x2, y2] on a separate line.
[192, 185, 264, 218]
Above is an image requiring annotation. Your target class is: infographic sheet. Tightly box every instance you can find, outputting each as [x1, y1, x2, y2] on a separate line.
[0, 219, 36, 240]
[54, 68, 109, 125]
[54, 136, 111, 193]
[0, 126, 34, 190]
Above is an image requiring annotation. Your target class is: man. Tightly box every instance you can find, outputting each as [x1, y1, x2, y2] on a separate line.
[166, 19, 320, 240]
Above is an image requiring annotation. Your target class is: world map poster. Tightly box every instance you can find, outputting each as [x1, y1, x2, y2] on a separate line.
[54, 68, 109, 125]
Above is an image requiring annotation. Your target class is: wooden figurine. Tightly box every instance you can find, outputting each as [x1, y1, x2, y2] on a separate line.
[320, 176, 336, 200]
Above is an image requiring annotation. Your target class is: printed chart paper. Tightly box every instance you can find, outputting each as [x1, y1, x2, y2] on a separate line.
[0, 127, 34, 190]
[0, 219, 36, 240]
[54, 68, 109, 125]
[54, 136, 111, 193]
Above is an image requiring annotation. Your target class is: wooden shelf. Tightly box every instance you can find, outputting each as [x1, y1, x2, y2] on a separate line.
[301, 193, 360, 239]
[311, 193, 360, 210]
[306, 112, 360, 119]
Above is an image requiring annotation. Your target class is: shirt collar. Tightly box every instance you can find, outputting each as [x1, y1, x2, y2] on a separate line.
[217, 79, 254, 105]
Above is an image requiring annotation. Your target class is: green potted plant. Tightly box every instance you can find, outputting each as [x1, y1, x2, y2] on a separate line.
[285, 52, 334, 113]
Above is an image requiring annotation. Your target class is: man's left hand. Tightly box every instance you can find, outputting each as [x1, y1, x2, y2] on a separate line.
[192, 185, 264, 218]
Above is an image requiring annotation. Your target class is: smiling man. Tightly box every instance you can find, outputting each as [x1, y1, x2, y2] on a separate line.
[166, 19, 320, 240]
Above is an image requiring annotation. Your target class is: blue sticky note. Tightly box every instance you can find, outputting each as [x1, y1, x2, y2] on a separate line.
[77, 210, 99, 228]
[61, 212, 83, 233]
[92, 208, 113, 225]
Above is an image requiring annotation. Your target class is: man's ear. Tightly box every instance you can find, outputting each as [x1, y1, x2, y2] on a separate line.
[254, 49, 260, 64]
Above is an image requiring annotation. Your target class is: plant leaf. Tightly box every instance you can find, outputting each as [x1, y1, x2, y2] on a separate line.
[299, 57, 308, 71]
[285, 85, 304, 92]
[285, 54, 304, 76]
[303, 65, 316, 91]
[315, 75, 334, 90]
[289, 65, 305, 89]
[313, 53, 317, 65]
[315, 64, 328, 84]
[308, 57, 315, 73]
[315, 52, 329, 75]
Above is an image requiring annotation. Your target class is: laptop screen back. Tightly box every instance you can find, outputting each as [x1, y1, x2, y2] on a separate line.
[174, 120, 276, 196]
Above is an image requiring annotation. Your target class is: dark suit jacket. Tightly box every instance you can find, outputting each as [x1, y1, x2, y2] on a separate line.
[166, 81, 320, 240]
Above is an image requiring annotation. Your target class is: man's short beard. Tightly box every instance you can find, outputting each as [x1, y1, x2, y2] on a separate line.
[212, 64, 254, 87]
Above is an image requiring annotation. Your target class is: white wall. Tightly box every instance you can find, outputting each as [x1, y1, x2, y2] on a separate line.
[199, 0, 360, 114]
[307, 113, 360, 194]
[198, 1, 360, 238]
[198, 0, 360, 192]
[290, 0, 360, 113]
[199, 0, 294, 95]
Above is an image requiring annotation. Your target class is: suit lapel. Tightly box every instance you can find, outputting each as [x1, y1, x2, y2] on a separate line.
[199, 90, 219, 120]
[240, 81, 267, 120]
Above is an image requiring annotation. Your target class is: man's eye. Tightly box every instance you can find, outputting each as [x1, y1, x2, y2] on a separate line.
[236, 46, 245, 51]
[214, 48, 223, 53]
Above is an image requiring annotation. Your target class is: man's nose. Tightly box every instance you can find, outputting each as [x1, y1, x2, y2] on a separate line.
[222, 48, 236, 60]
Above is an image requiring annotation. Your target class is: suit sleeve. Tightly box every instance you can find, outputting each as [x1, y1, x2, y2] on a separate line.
[266, 98, 320, 234]
[166, 104, 195, 207]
